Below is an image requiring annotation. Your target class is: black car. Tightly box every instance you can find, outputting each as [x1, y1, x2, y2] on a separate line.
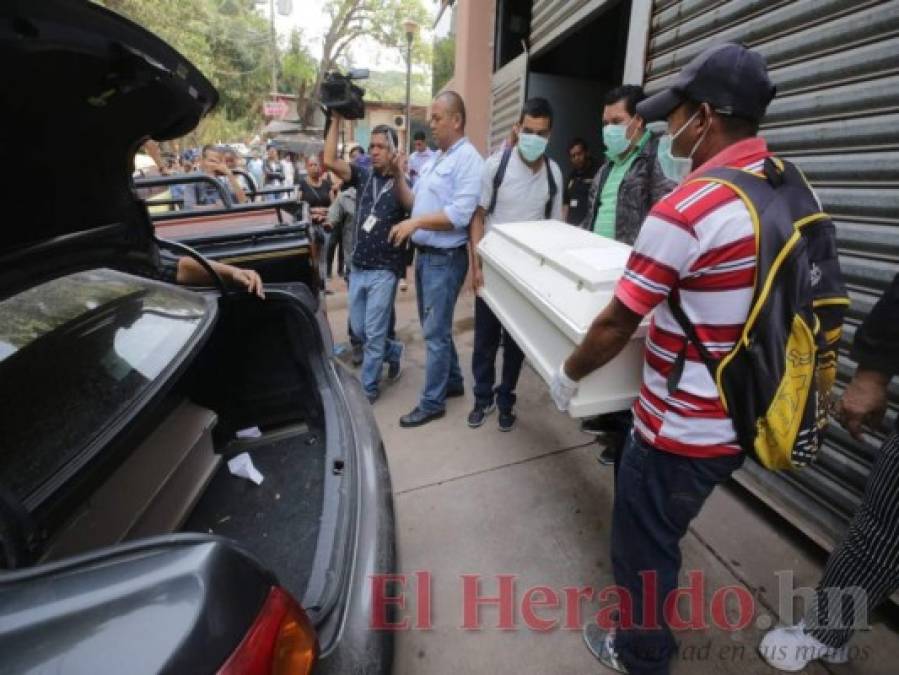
[0, 2, 395, 673]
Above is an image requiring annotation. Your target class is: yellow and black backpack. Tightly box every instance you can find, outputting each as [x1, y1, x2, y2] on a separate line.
[667, 158, 848, 470]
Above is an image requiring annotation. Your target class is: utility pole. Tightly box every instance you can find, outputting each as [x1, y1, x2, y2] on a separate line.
[269, 0, 278, 93]
[402, 19, 419, 155]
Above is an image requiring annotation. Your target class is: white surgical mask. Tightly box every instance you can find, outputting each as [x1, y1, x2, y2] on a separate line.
[656, 109, 708, 184]
[518, 132, 549, 162]
[602, 118, 635, 157]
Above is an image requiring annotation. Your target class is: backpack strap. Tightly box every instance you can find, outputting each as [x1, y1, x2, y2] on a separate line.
[487, 146, 513, 216]
[544, 156, 557, 219]
[665, 160, 785, 395]
[666, 292, 721, 394]
[488, 146, 558, 219]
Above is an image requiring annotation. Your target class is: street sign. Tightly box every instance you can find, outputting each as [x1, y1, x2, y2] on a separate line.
[263, 99, 290, 118]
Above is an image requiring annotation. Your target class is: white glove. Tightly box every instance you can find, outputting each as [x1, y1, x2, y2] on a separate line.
[550, 364, 579, 412]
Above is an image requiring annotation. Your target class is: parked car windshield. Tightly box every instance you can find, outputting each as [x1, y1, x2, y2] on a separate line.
[0, 269, 211, 503]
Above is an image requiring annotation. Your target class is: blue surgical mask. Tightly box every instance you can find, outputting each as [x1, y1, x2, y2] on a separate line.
[518, 132, 548, 162]
[656, 109, 707, 184]
[602, 119, 634, 157]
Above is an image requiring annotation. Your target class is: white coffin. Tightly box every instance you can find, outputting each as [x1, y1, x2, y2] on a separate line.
[477, 220, 649, 418]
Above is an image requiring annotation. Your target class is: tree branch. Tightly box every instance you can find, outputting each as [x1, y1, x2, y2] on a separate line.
[331, 30, 364, 61]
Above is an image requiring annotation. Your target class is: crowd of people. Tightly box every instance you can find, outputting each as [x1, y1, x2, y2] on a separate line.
[138, 40, 897, 675]
[309, 41, 897, 675]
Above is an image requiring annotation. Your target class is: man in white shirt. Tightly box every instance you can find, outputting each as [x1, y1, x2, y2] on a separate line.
[407, 130, 435, 186]
[468, 97, 563, 431]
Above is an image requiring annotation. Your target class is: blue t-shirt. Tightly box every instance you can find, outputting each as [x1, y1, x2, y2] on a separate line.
[349, 163, 409, 276]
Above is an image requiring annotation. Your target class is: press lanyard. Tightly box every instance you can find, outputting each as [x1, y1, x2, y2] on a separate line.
[364, 173, 394, 212]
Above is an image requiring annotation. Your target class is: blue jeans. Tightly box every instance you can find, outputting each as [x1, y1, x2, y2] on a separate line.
[611, 431, 744, 675]
[349, 267, 403, 397]
[415, 246, 468, 413]
[319, 230, 333, 280]
[472, 296, 524, 412]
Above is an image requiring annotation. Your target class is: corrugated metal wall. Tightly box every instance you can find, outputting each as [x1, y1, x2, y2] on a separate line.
[489, 52, 529, 154]
[645, 0, 899, 550]
[530, 0, 613, 55]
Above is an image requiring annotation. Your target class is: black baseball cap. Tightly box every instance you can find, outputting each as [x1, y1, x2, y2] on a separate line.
[637, 42, 776, 123]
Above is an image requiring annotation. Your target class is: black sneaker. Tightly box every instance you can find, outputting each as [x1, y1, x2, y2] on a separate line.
[446, 384, 465, 398]
[351, 343, 363, 367]
[400, 407, 446, 428]
[387, 343, 404, 382]
[498, 410, 516, 432]
[467, 402, 496, 428]
[583, 624, 628, 673]
[597, 443, 620, 466]
[581, 415, 616, 435]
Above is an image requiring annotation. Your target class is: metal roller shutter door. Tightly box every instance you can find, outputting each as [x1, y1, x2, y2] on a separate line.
[644, 0, 899, 551]
[489, 52, 529, 154]
[530, 0, 614, 56]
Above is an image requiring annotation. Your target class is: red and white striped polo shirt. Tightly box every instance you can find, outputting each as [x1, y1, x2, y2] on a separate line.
[615, 137, 773, 458]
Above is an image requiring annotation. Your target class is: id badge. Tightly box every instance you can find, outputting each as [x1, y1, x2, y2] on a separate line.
[362, 214, 378, 233]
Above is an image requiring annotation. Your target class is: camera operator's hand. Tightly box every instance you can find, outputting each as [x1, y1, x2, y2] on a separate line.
[388, 152, 407, 179]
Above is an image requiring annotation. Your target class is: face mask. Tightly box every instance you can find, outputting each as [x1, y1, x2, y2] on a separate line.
[518, 132, 548, 162]
[602, 119, 634, 157]
[657, 109, 707, 184]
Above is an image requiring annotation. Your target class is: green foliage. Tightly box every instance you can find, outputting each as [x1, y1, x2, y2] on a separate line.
[95, 0, 273, 140]
[281, 28, 317, 96]
[364, 70, 431, 105]
[96, 0, 434, 135]
[432, 35, 454, 96]
[300, 0, 433, 124]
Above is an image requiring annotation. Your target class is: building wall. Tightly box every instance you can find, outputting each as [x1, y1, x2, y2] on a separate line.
[346, 104, 427, 152]
[445, 0, 496, 155]
[527, 72, 610, 177]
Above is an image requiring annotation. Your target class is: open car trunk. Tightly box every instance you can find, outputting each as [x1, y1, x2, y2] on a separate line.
[37, 284, 348, 618]
[178, 287, 341, 608]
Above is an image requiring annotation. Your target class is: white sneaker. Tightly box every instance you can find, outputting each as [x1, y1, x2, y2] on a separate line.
[759, 621, 849, 672]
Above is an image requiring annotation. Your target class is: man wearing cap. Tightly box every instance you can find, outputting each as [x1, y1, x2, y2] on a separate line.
[549, 43, 840, 674]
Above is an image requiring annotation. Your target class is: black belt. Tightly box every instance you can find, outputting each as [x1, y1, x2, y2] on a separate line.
[416, 244, 466, 255]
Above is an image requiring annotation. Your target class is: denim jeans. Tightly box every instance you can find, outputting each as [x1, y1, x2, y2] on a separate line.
[345, 269, 396, 347]
[472, 296, 524, 412]
[611, 431, 744, 675]
[415, 246, 468, 413]
[349, 267, 402, 397]
[319, 230, 333, 280]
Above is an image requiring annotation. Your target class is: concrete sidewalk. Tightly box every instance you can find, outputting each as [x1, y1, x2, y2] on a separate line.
[326, 279, 899, 675]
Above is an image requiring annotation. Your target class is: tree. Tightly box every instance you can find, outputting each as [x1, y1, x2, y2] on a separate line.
[432, 34, 454, 96]
[364, 70, 431, 105]
[281, 28, 318, 106]
[95, 0, 273, 143]
[299, 0, 432, 127]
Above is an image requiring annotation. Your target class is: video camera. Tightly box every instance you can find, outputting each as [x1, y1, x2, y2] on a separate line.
[319, 68, 369, 120]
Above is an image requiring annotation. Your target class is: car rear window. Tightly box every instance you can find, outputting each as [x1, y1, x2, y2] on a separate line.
[0, 269, 212, 503]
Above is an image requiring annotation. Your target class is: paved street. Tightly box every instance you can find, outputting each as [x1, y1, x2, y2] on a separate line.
[326, 280, 899, 675]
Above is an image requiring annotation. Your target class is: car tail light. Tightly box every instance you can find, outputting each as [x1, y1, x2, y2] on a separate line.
[217, 586, 317, 675]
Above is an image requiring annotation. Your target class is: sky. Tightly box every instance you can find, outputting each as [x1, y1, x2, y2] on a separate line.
[260, 0, 452, 72]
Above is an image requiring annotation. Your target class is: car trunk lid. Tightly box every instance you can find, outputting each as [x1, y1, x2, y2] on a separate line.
[0, 0, 217, 295]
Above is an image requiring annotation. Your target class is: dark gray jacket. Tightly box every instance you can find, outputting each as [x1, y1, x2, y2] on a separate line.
[578, 132, 676, 245]
[327, 187, 357, 275]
